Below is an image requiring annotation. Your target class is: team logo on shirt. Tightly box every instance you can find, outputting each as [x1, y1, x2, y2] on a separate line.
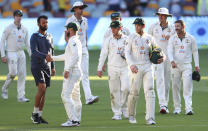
[186, 39, 190, 43]
[18, 36, 21, 39]
[140, 46, 145, 54]
[179, 45, 185, 53]
[146, 39, 150, 44]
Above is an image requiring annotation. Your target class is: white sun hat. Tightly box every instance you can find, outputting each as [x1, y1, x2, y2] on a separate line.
[71, 1, 88, 12]
[156, 7, 172, 17]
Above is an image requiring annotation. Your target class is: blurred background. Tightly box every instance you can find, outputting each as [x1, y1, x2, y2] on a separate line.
[0, 0, 208, 49]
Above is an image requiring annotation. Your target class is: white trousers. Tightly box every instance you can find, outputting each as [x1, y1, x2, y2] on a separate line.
[155, 58, 171, 107]
[108, 66, 130, 116]
[2, 51, 26, 99]
[61, 69, 82, 121]
[128, 64, 155, 121]
[171, 63, 193, 112]
[81, 51, 93, 100]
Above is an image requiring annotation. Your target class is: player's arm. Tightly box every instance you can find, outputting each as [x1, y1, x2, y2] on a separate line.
[125, 36, 138, 73]
[168, 36, 176, 68]
[52, 54, 65, 61]
[125, 36, 134, 66]
[97, 38, 109, 77]
[191, 36, 200, 72]
[25, 29, 31, 56]
[30, 34, 49, 60]
[50, 37, 56, 76]
[0, 27, 9, 63]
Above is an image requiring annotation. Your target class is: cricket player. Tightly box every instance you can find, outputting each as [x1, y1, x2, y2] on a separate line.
[104, 12, 130, 39]
[148, 7, 175, 114]
[52, 22, 82, 127]
[168, 20, 200, 115]
[65, 1, 99, 105]
[30, 15, 55, 124]
[0, 9, 31, 102]
[97, 21, 130, 120]
[126, 18, 163, 125]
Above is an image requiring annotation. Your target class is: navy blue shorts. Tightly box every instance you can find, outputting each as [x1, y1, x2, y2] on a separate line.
[31, 68, 51, 88]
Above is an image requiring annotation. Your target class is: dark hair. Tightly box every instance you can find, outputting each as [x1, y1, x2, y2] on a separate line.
[175, 20, 185, 27]
[37, 15, 48, 23]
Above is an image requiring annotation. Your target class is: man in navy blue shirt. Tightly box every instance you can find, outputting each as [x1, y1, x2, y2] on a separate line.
[30, 15, 55, 124]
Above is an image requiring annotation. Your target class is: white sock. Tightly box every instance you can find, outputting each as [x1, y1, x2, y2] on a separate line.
[39, 111, 42, 117]
[33, 107, 39, 114]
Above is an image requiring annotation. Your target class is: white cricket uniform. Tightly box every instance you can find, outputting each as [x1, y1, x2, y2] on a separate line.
[66, 15, 93, 102]
[53, 35, 82, 122]
[168, 33, 199, 113]
[98, 34, 130, 117]
[0, 23, 31, 99]
[125, 32, 156, 121]
[104, 26, 130, 39]
[148, 22, 175, 107]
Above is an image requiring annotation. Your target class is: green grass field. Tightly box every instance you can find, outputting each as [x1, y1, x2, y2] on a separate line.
[0, 50, 208, 131]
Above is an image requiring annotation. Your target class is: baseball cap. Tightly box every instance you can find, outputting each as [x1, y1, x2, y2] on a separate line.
[133, 17, 145, 25]
[13, 9, 23, 17]
[65, 22, 79, 31]
[111, 12, 121, 19]
[110, 20, 122, 28]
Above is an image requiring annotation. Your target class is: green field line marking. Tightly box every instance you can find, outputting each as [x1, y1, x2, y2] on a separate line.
[0, 75, 208, 81]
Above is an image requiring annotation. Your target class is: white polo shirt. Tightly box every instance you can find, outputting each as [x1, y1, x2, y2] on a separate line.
[168, 33, 199, 67]
[0, 23, 31, 57]
[66, 15, 88, 54]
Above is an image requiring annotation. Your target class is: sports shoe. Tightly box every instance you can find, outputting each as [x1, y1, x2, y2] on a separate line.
[31, 113, 40, 124]
[186, 110, 194, 115]
[129, 116, 137, 124]
[18, 97, 30, 102]
[173, 109, 181, 114]
[146, 118, 156, 125]
[123, 112, 129, 119]
[86, 96, 99, 105]
[61, 120, 80, 127]
[160, 106, 169, 114]
[1, 91, 8, 99]
[39, 116, 48, 124]
[112, 115, 122, 120]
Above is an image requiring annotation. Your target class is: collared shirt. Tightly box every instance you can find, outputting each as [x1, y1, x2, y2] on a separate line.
[104, 26, 130, 39]
[65, 15, 88, 54]
[0, 23, 31, 57]
[125, 32, 156, 66]
[168, 33, 199, 67]
[64, 35, 82, 71]
[148, 22, 175, 54]
[30, 32, 54, 70]
[98, 34, 128, 71]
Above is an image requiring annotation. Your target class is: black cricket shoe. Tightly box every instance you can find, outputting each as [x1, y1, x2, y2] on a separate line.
[72, 120, 80, 127]
[31, 113, 40, 124]
[39, 116, 48, 124]
[186, 111, 194, 115]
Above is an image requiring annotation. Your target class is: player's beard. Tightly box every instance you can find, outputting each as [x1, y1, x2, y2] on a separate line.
[40, 25, 48, 31]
